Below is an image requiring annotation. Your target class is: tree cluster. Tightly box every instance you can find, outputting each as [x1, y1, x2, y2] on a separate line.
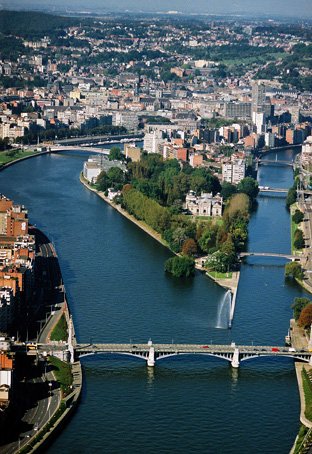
[164, 256, 195, 278]
[97, 153, 255, 276]
[285, 262, 304, 280]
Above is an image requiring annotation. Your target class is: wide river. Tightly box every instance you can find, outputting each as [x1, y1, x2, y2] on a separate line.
[0, 147, 309, 453]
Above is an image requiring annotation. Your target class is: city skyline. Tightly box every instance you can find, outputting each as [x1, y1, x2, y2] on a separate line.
[0, 0, 311, 18]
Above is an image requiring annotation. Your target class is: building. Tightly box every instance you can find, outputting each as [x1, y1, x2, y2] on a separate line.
[301, 136, 312, 168]
[143, 130, 164, 154]
[83, 155, 126, 183]
[0, 338, 13, 411]
[224, 102, 252, 120]
[265, 132, 275, 148]
[185, 191, 223, 217]
[0, 288, 15, 332]
[124, 144, 141, 162]
[222, 159, 246, 184]
[189, 153, 203, 167]
[252, 80, 266, 113]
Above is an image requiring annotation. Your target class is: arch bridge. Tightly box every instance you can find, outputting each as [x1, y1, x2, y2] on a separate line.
[73, 341, 312, 368]
[239, 252, 299, 261]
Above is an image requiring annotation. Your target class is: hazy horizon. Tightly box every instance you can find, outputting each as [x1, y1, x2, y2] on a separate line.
[0, 0, 311, 19]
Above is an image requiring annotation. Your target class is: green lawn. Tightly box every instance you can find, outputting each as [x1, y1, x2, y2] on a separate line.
[222, 52, 287, 67]
[302, 368, 312, 421]
[207, 271, 233, 279]
[50, 314, 68, 342]
[294, 425, 309, 454]
[48, 356, 73, 395]
[0, 149, 38, 165]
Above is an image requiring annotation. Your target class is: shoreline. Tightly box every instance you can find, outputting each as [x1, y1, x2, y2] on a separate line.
[80, 174, 241, 305]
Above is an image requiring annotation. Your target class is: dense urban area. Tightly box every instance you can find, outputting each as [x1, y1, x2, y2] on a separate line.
[1, 8, 312, 453]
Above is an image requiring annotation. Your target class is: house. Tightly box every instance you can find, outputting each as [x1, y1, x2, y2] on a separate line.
[185, 191, 223, 217]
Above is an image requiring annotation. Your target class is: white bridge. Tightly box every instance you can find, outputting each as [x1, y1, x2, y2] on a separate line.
[72, 341, 312, 368]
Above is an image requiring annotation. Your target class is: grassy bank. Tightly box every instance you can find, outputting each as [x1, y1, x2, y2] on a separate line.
[302, 368, 312, 421]
[50, 314, 68, 342]
[207, 271, 233, 279]
[0, 149, 38, 165]
[48, 356, 73, 396]
[293, 425, 310, 454]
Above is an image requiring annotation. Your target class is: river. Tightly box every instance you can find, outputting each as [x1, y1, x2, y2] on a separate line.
[0, 147, 309, 453]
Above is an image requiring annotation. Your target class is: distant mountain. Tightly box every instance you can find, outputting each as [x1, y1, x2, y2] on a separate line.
[0, 10, 78, 37]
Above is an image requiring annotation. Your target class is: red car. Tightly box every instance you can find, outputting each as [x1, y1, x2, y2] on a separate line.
[272, 347, 279, 352]
[201, 345, 209, 349]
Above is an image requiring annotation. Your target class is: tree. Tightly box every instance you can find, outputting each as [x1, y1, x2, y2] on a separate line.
[205, 250, 234, 273]
[107, 167, 125, 187]
[291, 297, 311, 321]
[97, 171, 110, 191]
[221, 182, 237, 200]
[285, 262, 304, 280]
[182, 238, 197, 257]
[109, 146, 124, 161]
[237, 177, 259, 200]
[294, 229, 304, 250]
[298, 304, 312, 328]
[286, 187, 297, 208]
[292, 210, 304, 224]
[198, 226, 218, 253]
[164, 256, 195, 278]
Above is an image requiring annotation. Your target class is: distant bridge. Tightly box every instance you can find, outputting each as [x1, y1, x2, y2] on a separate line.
[258, 160, 293, 167]
[259, 187, 288, 193]
[71, 341, 311, 368]
[51, 145, 111, 155]
[55, 133, 143, 146]
[239, 252, 299, 260]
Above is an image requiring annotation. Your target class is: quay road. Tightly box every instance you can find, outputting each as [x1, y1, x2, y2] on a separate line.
[0, 368, 60, 454]
[300, 202, 312, 290]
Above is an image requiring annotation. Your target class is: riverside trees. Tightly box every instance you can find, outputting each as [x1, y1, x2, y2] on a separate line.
[96, 152, 257, 277]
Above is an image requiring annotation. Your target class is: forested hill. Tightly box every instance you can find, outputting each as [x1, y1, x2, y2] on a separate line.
[0, 10, 78, 37]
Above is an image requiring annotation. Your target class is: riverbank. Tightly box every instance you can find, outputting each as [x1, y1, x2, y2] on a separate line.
[80, 175, 241, 300]
[0, 149, 51, 171]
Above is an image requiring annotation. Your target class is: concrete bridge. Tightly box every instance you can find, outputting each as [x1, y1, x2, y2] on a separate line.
[51, 145, 111, 155]
[258, 160, 293, 167]
[239, 252, 299, 260]
[71, 341, 312, 368]
[259, 187, 288, 193]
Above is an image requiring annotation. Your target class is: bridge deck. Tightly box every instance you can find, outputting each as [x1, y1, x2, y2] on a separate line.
[74, 343, 310, 357]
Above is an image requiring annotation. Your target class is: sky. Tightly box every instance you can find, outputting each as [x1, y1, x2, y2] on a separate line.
[0, 0, 311, 18]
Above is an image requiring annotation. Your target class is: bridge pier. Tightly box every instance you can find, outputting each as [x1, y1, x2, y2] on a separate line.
[231, 348, 240, 368]
[147, 340, 155, 367]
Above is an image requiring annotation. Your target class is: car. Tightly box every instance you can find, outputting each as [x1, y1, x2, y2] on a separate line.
[271, 347, 280, 352]
[201, 345, 209, 349]
[288, 347, 296, 352]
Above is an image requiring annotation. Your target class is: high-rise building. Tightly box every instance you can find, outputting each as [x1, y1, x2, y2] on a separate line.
[222, 159, 246, 184]
[252, 81, 266, 113]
